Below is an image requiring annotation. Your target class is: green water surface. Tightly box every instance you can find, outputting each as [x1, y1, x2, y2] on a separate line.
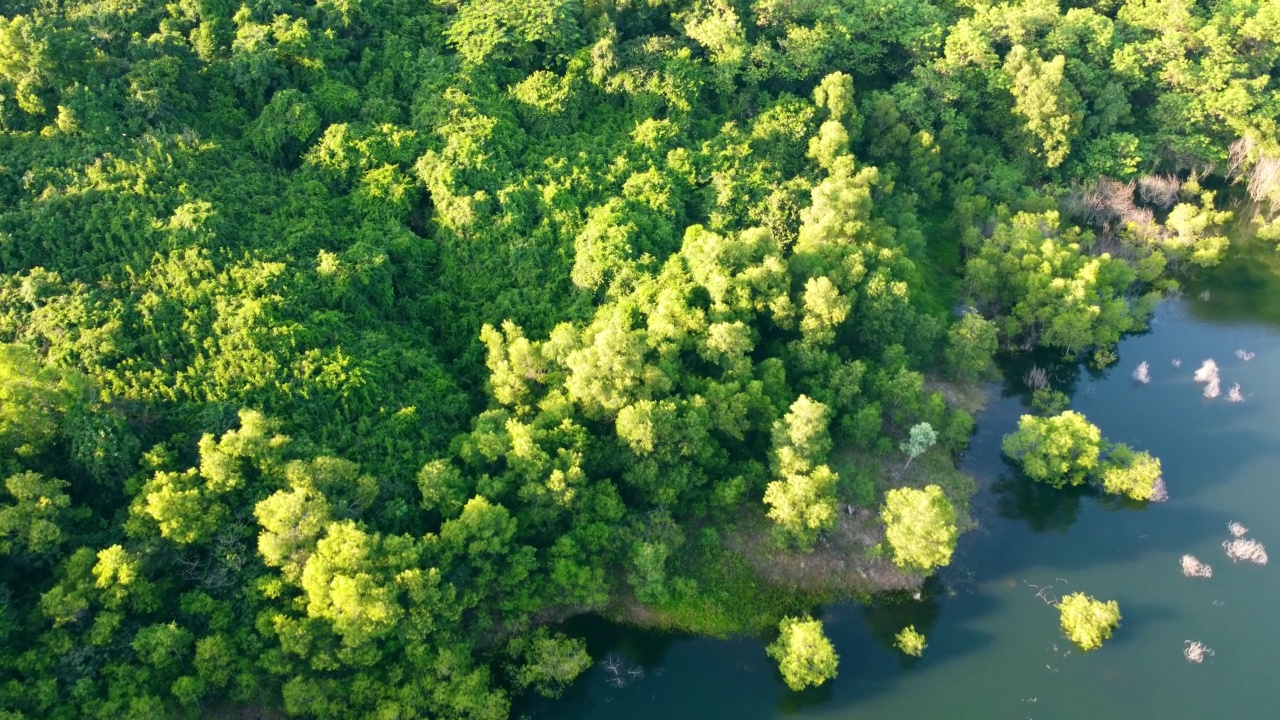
[541, 240, 1280, 720]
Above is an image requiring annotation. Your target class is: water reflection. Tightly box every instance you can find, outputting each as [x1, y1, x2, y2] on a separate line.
[992, 471, 1088, 534]
[858, 577, 944, 665]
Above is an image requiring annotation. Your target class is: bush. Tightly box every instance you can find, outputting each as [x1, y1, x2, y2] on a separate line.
[1058, 592, 1120, 651]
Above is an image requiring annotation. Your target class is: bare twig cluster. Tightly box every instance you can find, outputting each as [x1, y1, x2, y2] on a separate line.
[1228, 522, 1249, 538]
[1149, 477, 1169, 503]
[600, 654, 645, 689]
[1235, 348, 1255, 361]
[1024, 365, 1049, 392]
[1137, 174, 1182, 209]
[1193, 359, 1221, 398]
[1224, 538, 1268, 565]
[1229, 137, 1280, 219]
[1132, 361, 1151, 384]
[1180, 554, 1212, 578]
[1227, 383, 1244, 403]
[1193, 359, 1219, 383]
[1024, 581, 1060, 607]
[1184, 640, 1214, 663]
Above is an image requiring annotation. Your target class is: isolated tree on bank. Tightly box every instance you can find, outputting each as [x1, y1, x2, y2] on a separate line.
[1058, 593, 1120, 651]
[900, 422, 937, 468]
[1002, 411, 1102, 488]
[766, 616, 839, 691]
[880, 485, 958, 573]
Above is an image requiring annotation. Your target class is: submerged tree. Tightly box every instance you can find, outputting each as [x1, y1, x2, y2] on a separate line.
[894, 625, 927, 657]
[1058, 592, 1121, 651]
[1002, 411, 1102, 488]
[766, 616, 839, 691]
[1098, 444, 1163, 501]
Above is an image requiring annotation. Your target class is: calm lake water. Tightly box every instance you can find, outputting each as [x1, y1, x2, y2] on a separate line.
[541, 238, 1280, 720]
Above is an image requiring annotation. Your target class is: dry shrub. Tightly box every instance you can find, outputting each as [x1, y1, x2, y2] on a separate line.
[1229, 137, 1280, 219]
[1138, 174, 1182, 209]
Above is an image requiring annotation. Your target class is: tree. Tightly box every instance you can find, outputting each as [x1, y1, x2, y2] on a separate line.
[880, 485, 958, 573]
[0, 343, 84, 458]
[894, 625, 927, 657]
[1002, 46, 1083, 168]
[766, 616, 839, 691]
[1002, 411, 1102, 488]
[506, 627, 591, 699]
[0, 472, 75, 557]
[900, 422, 937, 468]
[1098, 445, 1163, 501]
[1058, 593, 1120, 651]
[945, 313, 998, 380]
[765, 396, 839, 549]
[764, 464, 839, 551]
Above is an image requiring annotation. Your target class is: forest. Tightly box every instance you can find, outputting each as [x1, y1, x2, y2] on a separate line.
[0, 0, 1278, 717]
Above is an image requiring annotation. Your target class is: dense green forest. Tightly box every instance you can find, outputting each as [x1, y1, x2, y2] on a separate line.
[1, 0, 1278, 716]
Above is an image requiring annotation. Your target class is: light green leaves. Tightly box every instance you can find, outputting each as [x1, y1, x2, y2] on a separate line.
[1058, 592, 1120, 651]
[767, 616, 839, 691]
[880, 485, 958, 573]
[1002, 411, 1103, 488]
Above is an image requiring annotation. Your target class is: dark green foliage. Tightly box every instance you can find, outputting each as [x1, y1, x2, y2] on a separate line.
[0, 0, 1266, 716]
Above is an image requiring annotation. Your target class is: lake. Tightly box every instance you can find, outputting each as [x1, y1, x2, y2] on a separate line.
[540, 237, 1280, 720]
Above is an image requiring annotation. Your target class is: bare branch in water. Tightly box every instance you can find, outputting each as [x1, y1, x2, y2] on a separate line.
[1149, 477, 1169, 503]
[1224, 538, 1268, 565]
[1227, 383, 1244, 403]
[1024, 366, 1050, 392]
[1180, 554, 1213, 578]
[1203, 377, 1221, 399]
[1171, 358, 1182, 368]
[1228, 521, 1249, 538]
[1193, 359, 1220, 383]
[1184, 641, 1214, 663]
[1235, 348, 1255, 361]
[1133, 361, 1151, 384]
